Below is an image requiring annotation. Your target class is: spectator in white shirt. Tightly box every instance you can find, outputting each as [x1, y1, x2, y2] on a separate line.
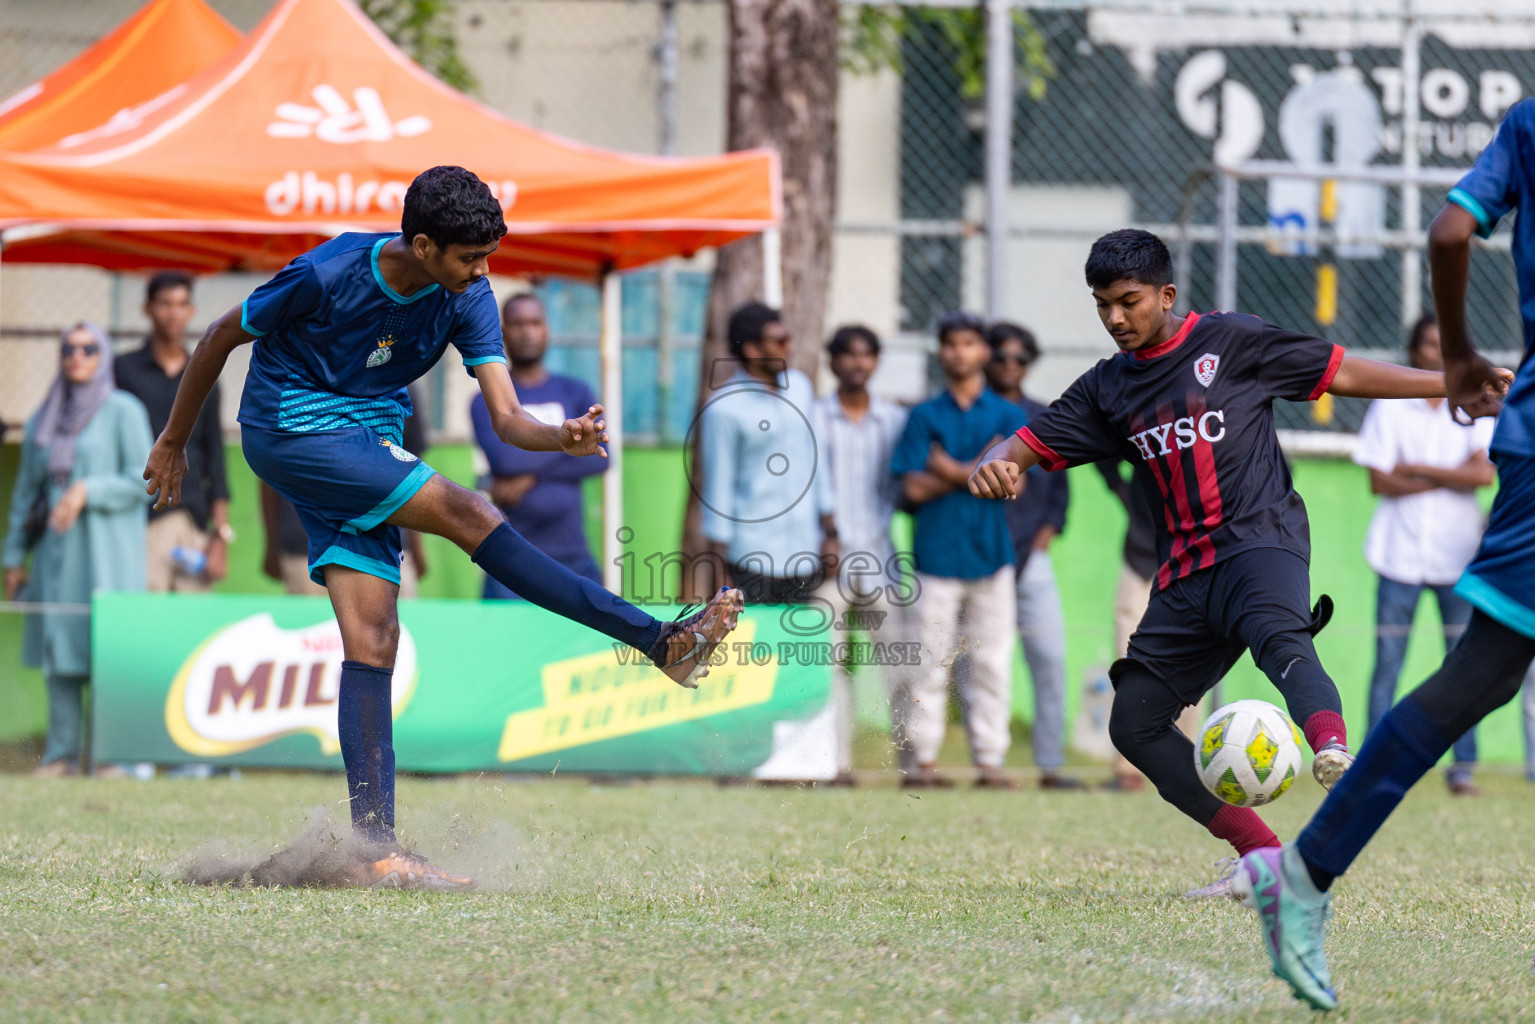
[1352, 314, 1495, 795]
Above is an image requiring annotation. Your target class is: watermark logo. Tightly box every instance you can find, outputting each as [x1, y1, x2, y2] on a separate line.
[683, 359, 820, 526]
[608, 358, 924, 665]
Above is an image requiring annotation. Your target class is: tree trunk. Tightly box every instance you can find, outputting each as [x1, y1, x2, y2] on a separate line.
[676, 0, 840, 600]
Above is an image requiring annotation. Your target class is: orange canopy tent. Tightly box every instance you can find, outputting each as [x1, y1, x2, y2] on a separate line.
[0, 0, 779, 277]
[0, 0, 241, 153]
[0, 0, 779, 584]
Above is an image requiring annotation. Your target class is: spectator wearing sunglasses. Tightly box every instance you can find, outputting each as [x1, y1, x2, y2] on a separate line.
[2, 323, 152, 775]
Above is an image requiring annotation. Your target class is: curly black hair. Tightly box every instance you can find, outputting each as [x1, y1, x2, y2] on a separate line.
[936, 310, 986, 344]
[401, 166, 508, 250]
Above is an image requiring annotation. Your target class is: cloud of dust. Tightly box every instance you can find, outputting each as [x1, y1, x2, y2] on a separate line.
[181, 807, 388, 888]
[392, 794, 538, 892]
[179, 795, 539, 891]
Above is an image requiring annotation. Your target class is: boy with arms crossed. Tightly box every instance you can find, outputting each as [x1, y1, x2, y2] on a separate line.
[143, 167, 742, 889]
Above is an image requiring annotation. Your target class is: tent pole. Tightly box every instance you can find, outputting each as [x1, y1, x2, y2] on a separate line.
[762, 228, 782, 308]
[600, 270, 625, 594]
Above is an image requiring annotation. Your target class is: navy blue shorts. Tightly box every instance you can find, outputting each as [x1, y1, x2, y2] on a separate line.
[242, 423, 436, 586]
[1458, 452, 1535, 639]
[1120, 546, 1318, 705]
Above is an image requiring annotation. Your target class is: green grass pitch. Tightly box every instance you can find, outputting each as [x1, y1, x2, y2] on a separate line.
[3, 767, 1533, 1022]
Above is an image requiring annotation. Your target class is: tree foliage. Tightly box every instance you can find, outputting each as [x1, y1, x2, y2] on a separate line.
[360, 0, 478, 93]
[842, 4, 1054, 101]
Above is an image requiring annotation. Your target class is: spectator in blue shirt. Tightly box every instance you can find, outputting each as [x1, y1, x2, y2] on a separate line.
[892, 311, 1026, 788]
[699, 302, 837, 604]
[471, 293, 605, 599]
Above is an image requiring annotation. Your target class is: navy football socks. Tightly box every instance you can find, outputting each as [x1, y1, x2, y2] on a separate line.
[338, 660, 397, 844]
[1293, 611, 1535, 891]
[1295, 697, 1448, 890]
[471, 522, 660, 653]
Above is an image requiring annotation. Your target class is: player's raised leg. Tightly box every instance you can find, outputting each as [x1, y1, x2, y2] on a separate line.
[1231, 164, 1516, 1009]
[1106, 568, 1284, 881]
[389, 473, 742, 687]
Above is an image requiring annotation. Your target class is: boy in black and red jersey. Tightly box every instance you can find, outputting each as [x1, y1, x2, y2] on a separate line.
[969, 230, 1453, 895]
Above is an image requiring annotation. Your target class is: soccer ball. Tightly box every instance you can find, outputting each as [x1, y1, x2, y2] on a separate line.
[1194, 700, 1306, 807]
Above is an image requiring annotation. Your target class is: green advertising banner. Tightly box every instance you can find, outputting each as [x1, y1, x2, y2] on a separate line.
[92, 593, 835, 777]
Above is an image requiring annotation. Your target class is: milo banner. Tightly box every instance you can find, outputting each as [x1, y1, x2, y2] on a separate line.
[91, 593, 835, 777]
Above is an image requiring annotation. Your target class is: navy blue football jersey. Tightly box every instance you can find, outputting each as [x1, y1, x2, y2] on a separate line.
[237, 232, 505, 443]
[1019, 311, 1342, 589]
[1448, 98, 1535, 457]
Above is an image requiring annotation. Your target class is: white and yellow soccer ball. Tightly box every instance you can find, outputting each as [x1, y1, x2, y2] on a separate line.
[1194, 699, 1306, 807]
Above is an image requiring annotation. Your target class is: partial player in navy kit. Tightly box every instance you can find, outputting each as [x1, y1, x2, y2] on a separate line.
[967, 229, 1463, 896]
[1227, 98, 1518, 1010]
[142, 166, 742, 890]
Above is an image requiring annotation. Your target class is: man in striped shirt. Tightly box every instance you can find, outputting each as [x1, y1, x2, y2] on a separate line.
[814, 325, 915, 781]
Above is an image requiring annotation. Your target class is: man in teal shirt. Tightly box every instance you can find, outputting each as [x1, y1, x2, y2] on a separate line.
[892, 311, 1025, 788]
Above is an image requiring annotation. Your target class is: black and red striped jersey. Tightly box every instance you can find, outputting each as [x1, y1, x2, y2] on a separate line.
[1018, 311, 1343, 590]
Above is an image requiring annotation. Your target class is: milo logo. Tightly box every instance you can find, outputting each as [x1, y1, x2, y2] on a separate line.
[164, 613, 416, 757]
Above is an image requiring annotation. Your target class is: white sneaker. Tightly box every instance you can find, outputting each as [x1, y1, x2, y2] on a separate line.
[1182, 857, 1240, 900]
[1310, 740, 1353, 790]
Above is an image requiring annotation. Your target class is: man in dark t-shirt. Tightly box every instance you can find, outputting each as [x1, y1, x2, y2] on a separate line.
[969, 229, 1454, 892]
[470, 292, 605, 599]
[115, 271, 231, 592]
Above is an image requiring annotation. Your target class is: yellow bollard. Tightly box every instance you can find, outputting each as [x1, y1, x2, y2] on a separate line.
[1316, 263, 1338, 326]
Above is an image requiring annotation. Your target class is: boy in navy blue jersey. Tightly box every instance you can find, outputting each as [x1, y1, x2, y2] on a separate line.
[1225, 105, 1519, 1010]
[968, 229, 1467, 897]
[143, 166, 742, 890]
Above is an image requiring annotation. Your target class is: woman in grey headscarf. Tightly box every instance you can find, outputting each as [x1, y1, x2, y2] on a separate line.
[3, 323, 152, 775]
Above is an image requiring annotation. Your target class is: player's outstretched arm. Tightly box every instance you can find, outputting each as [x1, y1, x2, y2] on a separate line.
[1326, 355, 1443, 400]
[968, 434, 1041, 500]
[144, 308, 253, 510]
[1327, 352, 1511, 416]
[473, 361, 609, 456]
[1430, 201, 1515, 423]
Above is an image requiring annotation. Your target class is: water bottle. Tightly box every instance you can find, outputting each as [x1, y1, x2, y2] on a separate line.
[172, 545, 207, 577]
[1071, 665, 1118, 761]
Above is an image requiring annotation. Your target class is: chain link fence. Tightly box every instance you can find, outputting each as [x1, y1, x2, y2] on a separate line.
[883, 0, 1533, 427]
[3, 0, 1534, 439]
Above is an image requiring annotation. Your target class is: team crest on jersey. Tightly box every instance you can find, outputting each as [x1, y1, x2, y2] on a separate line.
[1194, 353, 1220, 387]
[366, 335, 397, 369]
[380, 437, 417, 462]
